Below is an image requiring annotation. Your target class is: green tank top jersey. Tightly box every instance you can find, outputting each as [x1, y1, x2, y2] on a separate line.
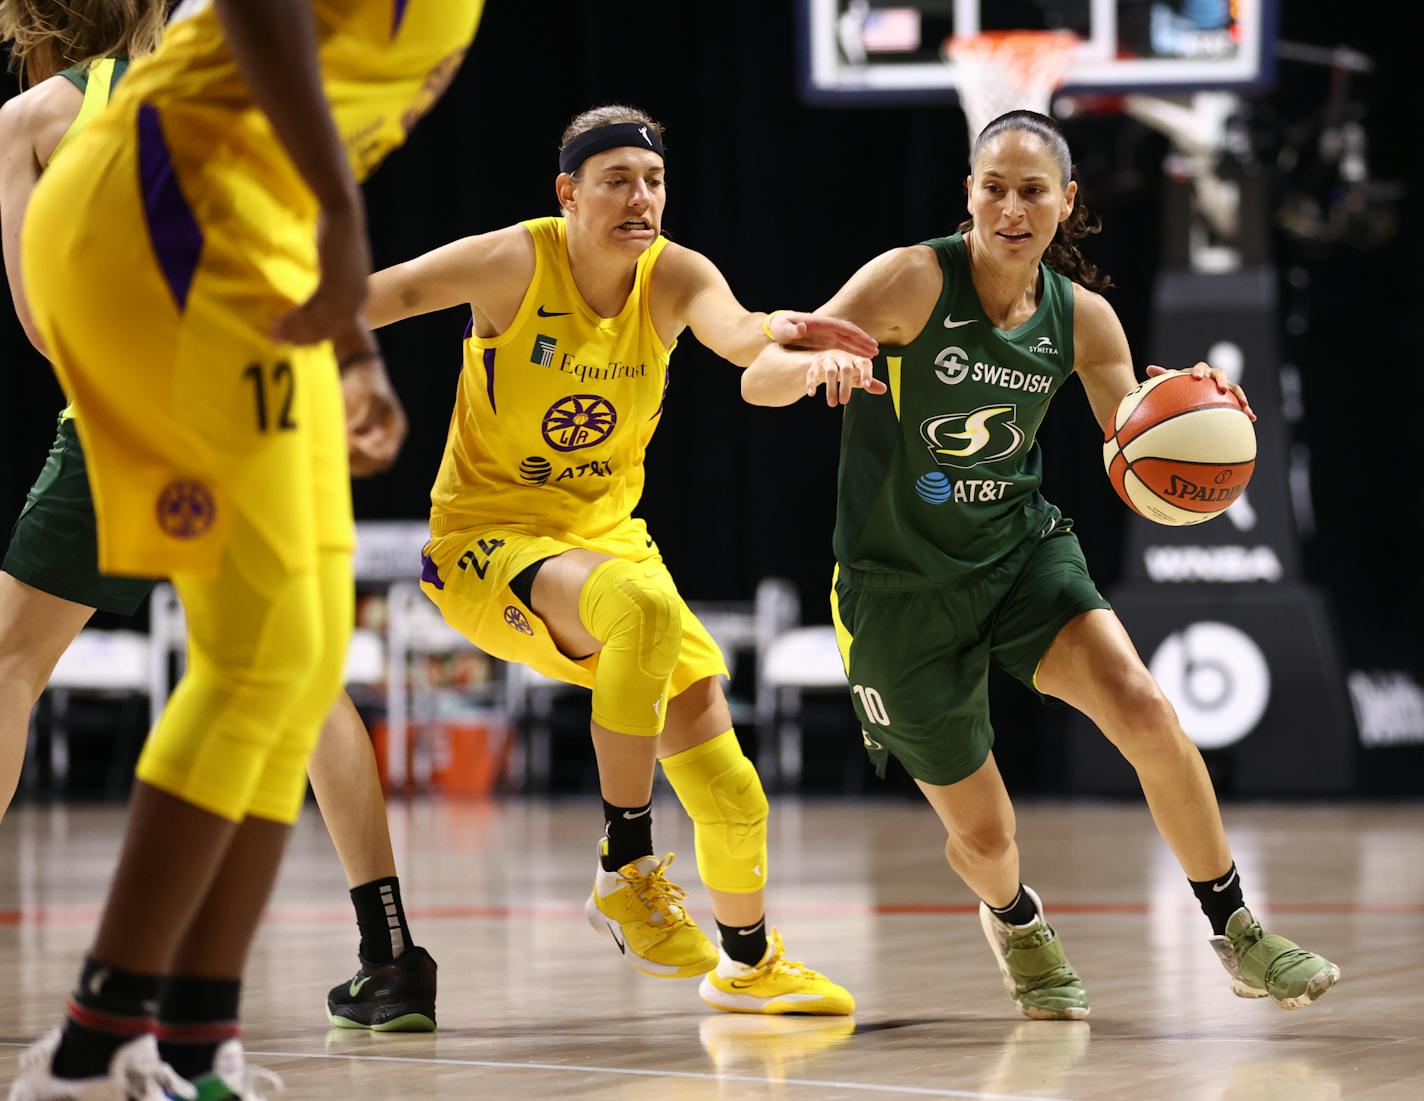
[833, 233, 1076, 582]
[52, 58, 128, 422]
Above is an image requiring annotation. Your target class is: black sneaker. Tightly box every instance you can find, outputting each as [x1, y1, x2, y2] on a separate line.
[326, 946, 437, 1032]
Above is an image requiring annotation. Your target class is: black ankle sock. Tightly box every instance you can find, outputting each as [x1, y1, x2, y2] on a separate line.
[351, 876, 413, 964]
[717, 918, 768, 966]
[601, 798, 653, 872]
[986, 885, 1039, 928]
[1190, 863, 1245, 936]
[155, 975, 241, 1081]
[52, 957, 160, 1079]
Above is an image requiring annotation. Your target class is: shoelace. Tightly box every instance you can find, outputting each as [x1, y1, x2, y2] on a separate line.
[741, 931, 823, 982]
[621, 854, 690, 928]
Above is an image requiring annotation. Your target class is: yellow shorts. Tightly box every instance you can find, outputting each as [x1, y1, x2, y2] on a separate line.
[421, 523, 729, 697]
[23, 102, 350, 580]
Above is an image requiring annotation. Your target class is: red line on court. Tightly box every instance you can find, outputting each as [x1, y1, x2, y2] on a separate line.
[2, 900, 1421, 928]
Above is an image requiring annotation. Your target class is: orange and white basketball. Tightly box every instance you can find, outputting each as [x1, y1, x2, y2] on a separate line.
[1102, 372, 1256, 526]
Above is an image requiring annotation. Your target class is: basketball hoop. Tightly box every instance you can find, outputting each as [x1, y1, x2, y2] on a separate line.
[944, 31, 1079, 143]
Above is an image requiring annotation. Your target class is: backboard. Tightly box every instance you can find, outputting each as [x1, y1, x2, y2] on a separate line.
[799, 0, 1279, 106]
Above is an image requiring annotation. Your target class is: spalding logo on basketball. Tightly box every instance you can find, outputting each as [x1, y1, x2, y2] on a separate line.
[1101, 373, 1255, 527]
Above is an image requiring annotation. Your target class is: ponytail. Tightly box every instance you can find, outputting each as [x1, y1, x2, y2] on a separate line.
[959, 111, 1114, 293]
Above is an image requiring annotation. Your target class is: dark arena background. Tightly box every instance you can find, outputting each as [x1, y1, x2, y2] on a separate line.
[2, 2, 1421, 1098]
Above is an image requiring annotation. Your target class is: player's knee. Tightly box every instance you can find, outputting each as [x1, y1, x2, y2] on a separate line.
[580, 558, 682, 681]
[0, 647, 51, 712]
[1101, 672, 1182, 760]
[946, 821, 1015, 868]
[663, 731, 769, 893]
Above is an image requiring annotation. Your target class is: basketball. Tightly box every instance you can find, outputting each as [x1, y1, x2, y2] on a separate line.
[1101, 372, 1256, 526]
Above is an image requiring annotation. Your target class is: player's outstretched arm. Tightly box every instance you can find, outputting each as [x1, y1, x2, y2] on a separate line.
[741, 246, 928, 406]
[659, 244, 878, 368]
[214, 0, 367, 346]
[364, 224, 535, 331]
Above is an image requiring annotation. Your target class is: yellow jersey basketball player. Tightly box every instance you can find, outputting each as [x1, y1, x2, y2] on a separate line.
[8, 2, 483, 1097]
[365, 105, 876, 1015]
[1, 1, 443, 1043]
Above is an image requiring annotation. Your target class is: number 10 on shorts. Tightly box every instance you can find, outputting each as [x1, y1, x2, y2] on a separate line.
[852, 684, 891, 726]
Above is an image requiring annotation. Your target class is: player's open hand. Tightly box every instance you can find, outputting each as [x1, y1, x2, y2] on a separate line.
[769, 311, 878, 358]
[343, 353, 408, 476]
[276, 198, 372, 346]
[805, 350, 886, 407]
[1146, 362, 1256, 421]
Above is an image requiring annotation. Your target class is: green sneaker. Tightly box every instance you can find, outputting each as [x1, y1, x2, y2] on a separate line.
[978, 886, 1090, 1020]
[1209, 907, 1341, 1009]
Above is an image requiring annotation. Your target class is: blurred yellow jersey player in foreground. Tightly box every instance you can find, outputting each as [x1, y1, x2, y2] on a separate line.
[0, 0, 445, 1046]
[8, 2, 483, 1099]
[369, 104, 871, 1017]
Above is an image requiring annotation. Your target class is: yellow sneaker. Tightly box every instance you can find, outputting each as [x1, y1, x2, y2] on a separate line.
[585, 850, 718, 979]
[699, 929, 855, 1015]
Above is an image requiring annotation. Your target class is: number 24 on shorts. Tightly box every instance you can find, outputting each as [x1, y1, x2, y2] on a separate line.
[457, 538, 505, 580]
[852, 684, 891, 726]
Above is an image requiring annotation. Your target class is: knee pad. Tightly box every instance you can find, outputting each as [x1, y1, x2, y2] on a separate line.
[662, 730, 769, 893]
[580, 558, 683, 735]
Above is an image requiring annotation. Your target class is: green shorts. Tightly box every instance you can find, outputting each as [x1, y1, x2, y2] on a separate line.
[3, 418, 155, 615]
[830, 523, 1111, 787]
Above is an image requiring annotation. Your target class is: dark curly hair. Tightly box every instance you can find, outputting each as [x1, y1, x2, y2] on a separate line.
[957, 109, 1112, 293]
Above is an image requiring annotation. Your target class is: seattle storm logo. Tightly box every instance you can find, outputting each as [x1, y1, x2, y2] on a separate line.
[920, 405, 1024, 470]
[541, 394, 618, 453]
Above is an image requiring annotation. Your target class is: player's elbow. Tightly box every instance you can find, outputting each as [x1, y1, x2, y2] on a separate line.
[740, 366, 792, 408]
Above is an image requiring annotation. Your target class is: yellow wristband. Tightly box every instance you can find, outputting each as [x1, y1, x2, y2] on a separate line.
[762, 310, 786, 341]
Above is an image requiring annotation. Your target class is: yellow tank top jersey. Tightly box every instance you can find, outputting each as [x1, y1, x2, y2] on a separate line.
[430, 217, 675, 557]
[80, 0, 483, 316]
[114, 0, 483, 195]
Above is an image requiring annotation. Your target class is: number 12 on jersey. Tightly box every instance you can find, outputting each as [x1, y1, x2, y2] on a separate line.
[852, 684, 891, 726]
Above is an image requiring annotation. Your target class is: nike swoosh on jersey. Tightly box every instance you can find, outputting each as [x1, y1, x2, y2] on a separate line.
[943, 316, 976, 328]
[537, 305, 573, 317]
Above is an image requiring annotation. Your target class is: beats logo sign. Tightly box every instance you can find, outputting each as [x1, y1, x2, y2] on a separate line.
[1149, 622, 1270, 749]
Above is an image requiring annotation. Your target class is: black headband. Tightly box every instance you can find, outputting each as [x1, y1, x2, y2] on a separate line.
[559, 122, 665, 175]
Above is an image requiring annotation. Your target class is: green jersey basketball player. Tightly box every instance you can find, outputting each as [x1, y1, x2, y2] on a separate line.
[743, 109, 1338, 1019]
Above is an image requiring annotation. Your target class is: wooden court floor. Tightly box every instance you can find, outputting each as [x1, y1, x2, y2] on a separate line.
[2, 798, 1420, 1099]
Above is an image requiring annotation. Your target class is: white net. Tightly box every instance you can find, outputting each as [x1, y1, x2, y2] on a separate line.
[945, 31, 1079, 143]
